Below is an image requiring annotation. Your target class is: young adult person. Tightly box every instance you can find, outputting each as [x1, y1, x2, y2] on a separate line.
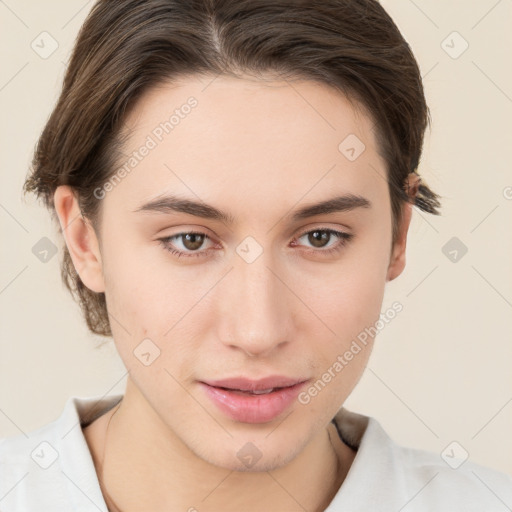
[1, 1, 511, 510]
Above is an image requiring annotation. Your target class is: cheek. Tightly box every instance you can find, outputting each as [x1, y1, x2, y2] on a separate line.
[102, 237, 191, 328]
[302, 245, 389, 342]
[296, 261, 386, 419]
[101, 243, 209, 376]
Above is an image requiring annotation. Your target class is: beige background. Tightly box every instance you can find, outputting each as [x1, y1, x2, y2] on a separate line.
[1, 0, 511, 479]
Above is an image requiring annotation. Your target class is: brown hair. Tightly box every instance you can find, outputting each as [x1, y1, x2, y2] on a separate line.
[23, 0, 441, 337]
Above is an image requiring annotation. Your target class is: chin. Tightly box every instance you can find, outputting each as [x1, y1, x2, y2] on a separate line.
[190, 431, 306, 473]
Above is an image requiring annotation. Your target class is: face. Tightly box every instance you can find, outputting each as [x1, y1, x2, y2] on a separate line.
[57, 74, 412, 472]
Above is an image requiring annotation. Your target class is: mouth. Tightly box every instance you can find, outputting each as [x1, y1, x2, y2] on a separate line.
[214, 386, 286, 396]
[199, 376, 309, 424]
[202, 375, 308, 392]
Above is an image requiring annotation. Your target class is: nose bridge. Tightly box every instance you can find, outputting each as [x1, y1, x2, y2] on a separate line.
[218, 250, 291, 356]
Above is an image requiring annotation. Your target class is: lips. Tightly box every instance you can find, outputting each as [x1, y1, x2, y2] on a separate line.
[199, 375, 309, 423]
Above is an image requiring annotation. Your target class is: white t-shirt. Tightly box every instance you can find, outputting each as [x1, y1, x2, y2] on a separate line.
[1, 394, 511, 511]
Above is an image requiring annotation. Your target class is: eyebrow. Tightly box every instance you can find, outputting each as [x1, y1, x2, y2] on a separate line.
[133, 193, 371, 224]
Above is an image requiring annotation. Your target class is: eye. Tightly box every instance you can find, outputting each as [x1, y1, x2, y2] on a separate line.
[159, 231, 215, 258]
[292, 228, 354, 256]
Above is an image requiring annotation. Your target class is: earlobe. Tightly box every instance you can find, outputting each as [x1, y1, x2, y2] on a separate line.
[53, 186, 105, 293]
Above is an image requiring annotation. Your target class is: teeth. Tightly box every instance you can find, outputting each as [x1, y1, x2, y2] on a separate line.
[225, 387, 277, 395]
[217, 386, 282, 395]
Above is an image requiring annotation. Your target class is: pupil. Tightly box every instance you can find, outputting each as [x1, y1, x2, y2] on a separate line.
[183, 233, 204, 251]
[309, 230, 329, 248]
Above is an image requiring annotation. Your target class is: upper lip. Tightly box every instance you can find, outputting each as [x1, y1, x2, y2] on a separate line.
[201, 376, 309, 391]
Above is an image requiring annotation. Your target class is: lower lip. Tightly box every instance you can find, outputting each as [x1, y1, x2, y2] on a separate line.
[199, 381, 307, 424]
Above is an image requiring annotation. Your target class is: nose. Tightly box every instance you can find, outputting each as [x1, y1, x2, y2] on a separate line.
[216, 249, 293, 357]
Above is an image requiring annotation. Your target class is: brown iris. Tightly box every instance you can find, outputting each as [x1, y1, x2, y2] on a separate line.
[307, 230, 331, 248]
[181, 233, 205, 251]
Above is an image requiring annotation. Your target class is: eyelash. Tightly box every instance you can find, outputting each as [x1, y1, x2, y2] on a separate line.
[158, 228, 354, 259]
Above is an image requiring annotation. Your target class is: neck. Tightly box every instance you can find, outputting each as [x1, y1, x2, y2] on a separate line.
[90, 383, 355, 512]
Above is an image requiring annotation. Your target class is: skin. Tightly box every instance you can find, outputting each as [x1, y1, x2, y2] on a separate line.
[54, 74, 419, 512]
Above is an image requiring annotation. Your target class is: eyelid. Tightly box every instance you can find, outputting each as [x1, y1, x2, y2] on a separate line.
[294, 223, 352, 239]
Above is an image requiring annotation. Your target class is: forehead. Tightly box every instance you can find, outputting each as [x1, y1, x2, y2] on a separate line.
[105, 74, 388, 219]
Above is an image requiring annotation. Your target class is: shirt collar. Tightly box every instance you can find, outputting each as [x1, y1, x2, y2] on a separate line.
[325, 406, 406, 510]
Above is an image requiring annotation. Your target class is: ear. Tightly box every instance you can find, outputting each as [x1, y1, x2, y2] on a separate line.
[53, 185, 105, 293]
[386, 173, 420, 282]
